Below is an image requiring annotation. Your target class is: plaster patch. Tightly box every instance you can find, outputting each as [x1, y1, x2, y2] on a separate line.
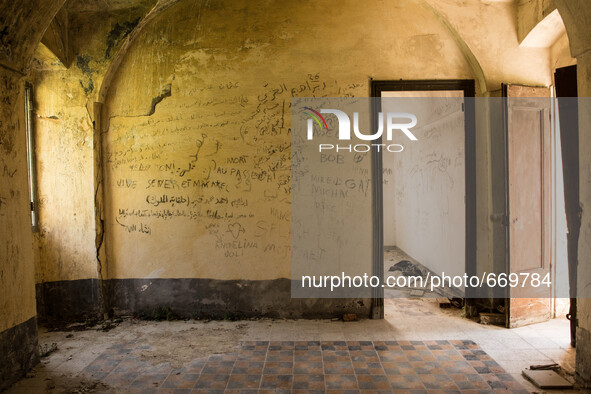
[146, 267, 165, 279]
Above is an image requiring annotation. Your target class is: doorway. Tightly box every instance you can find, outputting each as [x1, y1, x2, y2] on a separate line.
[502, 84, 553, 328]
[554, 65, 579, 347]
[370, 80, 476, 319]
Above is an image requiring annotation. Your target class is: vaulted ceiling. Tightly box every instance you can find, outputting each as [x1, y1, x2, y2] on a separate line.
[65, 0, 156, 13]
[1, 0, 590, 76]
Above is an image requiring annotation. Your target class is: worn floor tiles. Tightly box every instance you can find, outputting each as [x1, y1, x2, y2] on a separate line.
[6, 298, 579, 393]
[79, 339, 529, 393]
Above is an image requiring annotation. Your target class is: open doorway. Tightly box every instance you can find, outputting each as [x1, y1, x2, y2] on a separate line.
[554, 65, 579, 347]
[368, 80, 577, 388]
[370, 77, 575, 347]
[370, 80, 476, 318]
[381, 89, 466, 300]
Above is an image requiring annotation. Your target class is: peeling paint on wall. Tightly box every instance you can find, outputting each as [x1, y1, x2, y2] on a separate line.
[105, 17, 140, 59]
[101, 0, 475, 282]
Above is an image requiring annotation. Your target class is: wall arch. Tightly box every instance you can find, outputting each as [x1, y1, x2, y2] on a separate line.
[92, 0, 478, 318]
[98, 0, 182, 108]
[555, 0, 591, 59]
[99, 0, 477, 275]
[418, 0, 487, 94]
[98, 0, 479, 118]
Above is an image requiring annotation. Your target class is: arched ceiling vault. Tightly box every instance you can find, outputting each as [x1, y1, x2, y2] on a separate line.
[2, 0, 590, 89]
[0, 0, 67, 74]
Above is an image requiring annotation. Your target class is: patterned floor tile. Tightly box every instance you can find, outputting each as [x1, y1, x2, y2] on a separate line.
[75, 339, 530, 393]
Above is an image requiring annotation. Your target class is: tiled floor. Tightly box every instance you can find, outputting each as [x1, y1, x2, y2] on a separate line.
[80, 339, 528, 393]
[7, 298, 579, 393]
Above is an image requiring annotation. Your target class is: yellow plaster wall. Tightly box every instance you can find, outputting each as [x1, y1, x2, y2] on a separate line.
[33, 0, 561, 285]
[32, 6, 152, 283]
[426, 0, 553, 90]
[102, 0, 474, 280]
[551, 32, 576, 73]
[32, 72, 97, 283]
[0, 70, 37, 333]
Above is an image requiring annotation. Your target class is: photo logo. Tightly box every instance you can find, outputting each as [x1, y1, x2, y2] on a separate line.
[304, 108, 418, 152]
[303, 107, 328, 134]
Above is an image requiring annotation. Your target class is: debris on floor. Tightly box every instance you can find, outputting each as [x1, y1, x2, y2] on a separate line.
[342, 313, 357, 322]
[388, 259, 425, 277]
[522, 367, 574, 389]
[383, 246, 464, 300]
[530, 363, 560, 370]
[479, 312, 505, 326]
[449, 297, 464, 309]
[39, 342, 58, 357]
[37, 374, 111, 393]
[438, 298, 452, 308]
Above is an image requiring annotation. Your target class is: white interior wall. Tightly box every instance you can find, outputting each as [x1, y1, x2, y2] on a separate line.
[382, 91, 466, 279]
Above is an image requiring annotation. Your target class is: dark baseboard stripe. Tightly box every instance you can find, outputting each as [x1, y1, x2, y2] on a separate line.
[576, 327, 591, 388]
[107, 278, 371, 319]
[36, 279, 100, 322]
[34, 278, 371, 321]
[0, 316, 39, 391]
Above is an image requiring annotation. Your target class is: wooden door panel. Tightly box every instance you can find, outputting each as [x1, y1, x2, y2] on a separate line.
[509, 107, 543, 273]
[504, 84, 552, 328]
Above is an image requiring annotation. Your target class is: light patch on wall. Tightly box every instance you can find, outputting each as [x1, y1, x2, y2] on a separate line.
[145, 267, 165, 279]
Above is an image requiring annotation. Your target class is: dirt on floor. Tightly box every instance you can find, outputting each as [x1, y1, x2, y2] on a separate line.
[26, 318, 257, 393]
[41, 376, 113, 393]
[128, 320, 250, 368]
